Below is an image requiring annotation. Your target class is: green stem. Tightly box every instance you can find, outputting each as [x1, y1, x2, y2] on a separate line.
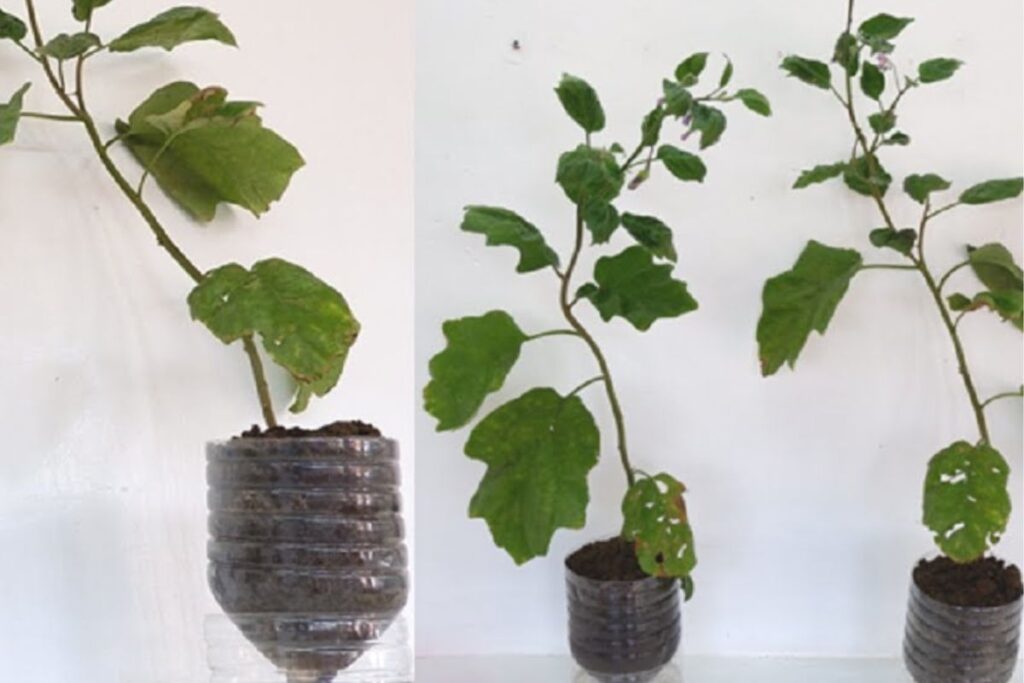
[559, 205, 636, 488]
[937, 261, 970, 293]
[981, 390, 1023, 410]
[860, 264, 917, 271]
[21, 112, 80, 122]
[23, 0, 278, 429]
[568, 375, 605, 398]
[526, 329, 580, 342]
[839, 0, 988, 445]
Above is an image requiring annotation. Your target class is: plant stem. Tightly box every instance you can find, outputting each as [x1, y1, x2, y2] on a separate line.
[981, 390, 1023, 410]
[23, 0, 278, 428]
[21, 111, 80, 122]
[839, 0, 989, 444]
[568, 375, 605, 398]
[937, 261, 970, 292]
[526, 329, 580, 342]
[558, 206, 636, 488]
[860, 264, 917, 271]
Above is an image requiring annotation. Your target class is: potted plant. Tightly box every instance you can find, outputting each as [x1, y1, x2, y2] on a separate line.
[0, 3, 407, 681]
[758, 3, 1023, 681]
[424, 57, 770, 680]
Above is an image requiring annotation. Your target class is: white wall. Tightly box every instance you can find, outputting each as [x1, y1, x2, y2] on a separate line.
[0, 2, 413, 681]
[415, 0, 1022, 659]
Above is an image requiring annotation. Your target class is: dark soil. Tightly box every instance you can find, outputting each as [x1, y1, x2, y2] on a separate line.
[914, 556, 1023, 608]
[567, 537, 649, 581]
[238, 420, 381, 439]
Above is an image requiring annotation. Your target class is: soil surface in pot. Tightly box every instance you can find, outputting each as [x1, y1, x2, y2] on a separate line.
[238, 420, 381, 439]
[914, 556, 1023, 608]
[567, 537, 649, 581]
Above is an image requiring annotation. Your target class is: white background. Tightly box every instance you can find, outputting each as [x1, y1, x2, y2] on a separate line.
[0, 1, 413, 681]
[416, 0, 1023, 660]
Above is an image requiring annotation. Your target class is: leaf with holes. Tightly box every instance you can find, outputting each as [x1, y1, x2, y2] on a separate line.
[579, 246, 697, 331]
[188, 258, 359, 413]
[622, 473, 697, 583]
[461, 206, 559, 273]
[117, 82, 303, 221]
[109, 6, 237, 53]
[757, 241, 863, 376]
[424, 311, 528, 431]
[466, 388, 599, 565]
[924, 441, 1011, 563]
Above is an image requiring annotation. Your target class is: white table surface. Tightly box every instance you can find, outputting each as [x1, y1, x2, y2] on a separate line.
[416, 655, 1024, 683]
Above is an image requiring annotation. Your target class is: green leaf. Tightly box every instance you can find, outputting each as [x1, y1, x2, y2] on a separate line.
[622, 473, 697, 581]
[904, 174, 951, 204]
[40, 32, 100, 59]
[735, 88, 772, 117]
[554, 73, 605, 134]
[860, 62, 885, 100]
[582, 201, 619, 244]
[947, 293, 972, 311]
[883, 132, 910, 146]
[620, 213, 677, 263]
[794, 162, 846, 189]
[556, 145, 624, 206]
[681, 575, 695, 601]
[844, 155, 892, 197]
[781, 56, 832, 90]
[691, 104, 726, 150]
[959, 178, 1024, 205]
[757, 241, 863, 376]
[968, 291, 1024, 330]
[466, 388, 600, 565]
[188, 258, 359, 413]
[0, 82, 30, 147]
[719, 57, 734, 88]
[108, 6, 237, 53]
[967, 243, 1024, 293]
[657, 144, 706, 182]
[72, 0, 112, 22]
[117, 82, 304, 221]
[675, 52, 709, 83]
[0, 8, 27, 41]
[924, 442, 1011, 563]
[641, 107, 665, 147]
[579, 246, 697, 331]
[868, 111, 896, 135]
[919, 58, 963, 84]
[461, 206, 559, 273]
[833, 32, 860, 76]
[858, 14, 914, 42]
[424, 311, 527, 431]
[662, 80, 693, 118]
[869, 227, 916, 255]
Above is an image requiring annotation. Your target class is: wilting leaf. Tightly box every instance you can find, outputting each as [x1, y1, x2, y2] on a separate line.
[117, 81, 303, 221]
[757, 241, 863, 376]
[424, 311, 527, 431]
[833, 32, 860, 76]
[641, 107, 666, 147]
[662, 80, 693, 117]
[622, 473, 697, 583]
[188, 259, 359, 413]
[109, 6, 237, 53]
[556, 145, 624, 206]
[967, 243, 1024, 293]
[924, 441, 1011, 563]
[691, 104, 726, 150]
[461, 206, 559, 273]
[719, 57, 734, 88]
[466, 388, 599, 564]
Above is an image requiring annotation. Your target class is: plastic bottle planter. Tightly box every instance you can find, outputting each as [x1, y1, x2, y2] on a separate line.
[904, 578, 1022, 683]
[566, 559, 681, 683]
[207, 437, 409, 683]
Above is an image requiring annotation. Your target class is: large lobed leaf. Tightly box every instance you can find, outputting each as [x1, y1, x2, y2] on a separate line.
[109, 6, 237, 53]
[117, 81, 304, 222]
[466, 388, 599, 565]
[188, 258, 359, 413]
[424, 311, 527, 431]
[757, 241, 863, 376]
[461, 206, 559, 273]
[0, 83, 30, 146]
[622, 473, 697, 586]
[578, 246, 697, 331]
[924, 441, 1011, 563]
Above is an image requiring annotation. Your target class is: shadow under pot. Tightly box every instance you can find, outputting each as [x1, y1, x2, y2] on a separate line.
[904, 557, 1023, 683]
[566, 539, 681, 683]
[207, 436, 408, 683]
